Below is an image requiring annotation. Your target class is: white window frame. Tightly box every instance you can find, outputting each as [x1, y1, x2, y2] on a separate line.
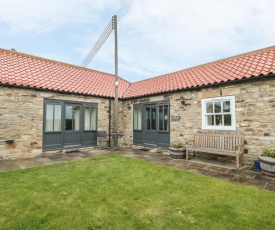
[202, 96, 236, 130]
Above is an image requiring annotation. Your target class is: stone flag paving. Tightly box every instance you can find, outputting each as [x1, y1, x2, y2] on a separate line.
[0, 147, 274, 192]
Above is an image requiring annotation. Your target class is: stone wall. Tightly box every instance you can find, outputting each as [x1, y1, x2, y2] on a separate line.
[120, 77, 275, 156]
[1, 76, 274, 159]
[0, 86, 111, 159]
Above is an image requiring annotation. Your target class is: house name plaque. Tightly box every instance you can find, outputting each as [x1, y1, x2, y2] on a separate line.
[171, 116, 181, 121]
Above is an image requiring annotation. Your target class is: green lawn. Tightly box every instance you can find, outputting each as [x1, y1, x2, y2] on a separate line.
[0, 155, 274, 230]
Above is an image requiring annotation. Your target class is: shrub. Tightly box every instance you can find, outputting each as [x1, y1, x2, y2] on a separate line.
[171, 142, 184, 149]
[262, 148, 275, 158]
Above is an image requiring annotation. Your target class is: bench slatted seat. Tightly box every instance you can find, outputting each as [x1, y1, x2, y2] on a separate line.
[186, 133, 244, 168]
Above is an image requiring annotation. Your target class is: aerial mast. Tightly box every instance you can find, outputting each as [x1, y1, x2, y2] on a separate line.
[112, 15, 119, 147]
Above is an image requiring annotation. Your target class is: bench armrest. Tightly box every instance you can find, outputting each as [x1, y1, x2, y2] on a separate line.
[235, 144, 244, 152]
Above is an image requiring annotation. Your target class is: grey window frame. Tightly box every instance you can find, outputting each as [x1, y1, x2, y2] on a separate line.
[44, 101, 63, 133]
[84, 106, 98, 131]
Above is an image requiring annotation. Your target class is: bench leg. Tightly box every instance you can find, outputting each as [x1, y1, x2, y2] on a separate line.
[236, 152, 239, 169]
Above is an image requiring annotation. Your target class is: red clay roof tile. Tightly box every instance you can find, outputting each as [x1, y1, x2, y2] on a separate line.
[124, 46, 275, 98]
[0, 48, 130, 98]
[1, 46, 275, 99]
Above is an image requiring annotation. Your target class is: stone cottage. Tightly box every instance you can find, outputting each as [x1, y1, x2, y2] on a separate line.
[0, 46, 275, 160]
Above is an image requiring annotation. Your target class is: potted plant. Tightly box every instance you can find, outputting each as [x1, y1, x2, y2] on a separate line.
[259, 148, 275, 178]
[169, 141, 186, 159]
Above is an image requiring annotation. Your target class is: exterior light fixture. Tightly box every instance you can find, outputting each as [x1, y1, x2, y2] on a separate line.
[180, 96, 185, 105]
[5, 139, 14, 144]
[126, 103, 131, 110]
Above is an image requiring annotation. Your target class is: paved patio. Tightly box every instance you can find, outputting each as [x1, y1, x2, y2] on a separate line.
[0, 147, 274, 192]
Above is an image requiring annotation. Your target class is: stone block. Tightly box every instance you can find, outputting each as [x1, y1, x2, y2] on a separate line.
[32, 149, 43, 156]
[222, 87, 240, 96]
[239, 122, 249, 127]
[40, 92, 55, 98]
[260, 124, 270, 129]
[201, 90, 219, 98]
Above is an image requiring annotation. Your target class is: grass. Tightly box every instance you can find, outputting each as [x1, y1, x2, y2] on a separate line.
[0, 154, 274, 230]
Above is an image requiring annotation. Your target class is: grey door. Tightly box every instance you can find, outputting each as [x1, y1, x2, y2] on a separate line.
[143, 105, 157, 146]
[133, 101, 170, 148]
[64, 103, 82, 147]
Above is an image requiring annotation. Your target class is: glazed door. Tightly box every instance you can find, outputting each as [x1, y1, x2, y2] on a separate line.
[64, 103, 82, 147]
[143, 105, 158, 146]
[133, 102, 170, 148]
[43, 100, 98, 151]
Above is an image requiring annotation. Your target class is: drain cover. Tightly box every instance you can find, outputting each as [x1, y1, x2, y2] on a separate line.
[139, 148, 150, 151]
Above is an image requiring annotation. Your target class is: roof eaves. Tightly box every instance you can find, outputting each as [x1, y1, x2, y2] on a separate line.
[123, 73, 275, 99]
[0, 83, 114, 99]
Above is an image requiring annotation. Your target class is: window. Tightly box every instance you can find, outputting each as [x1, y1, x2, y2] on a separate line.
[151, 107, 156, 130]
[134, 107, 142, 130]
[45, 104, 62, 132]
[84, 107, 97, 131]
[202, 96, 235, 130]
[159, 105, 169, 131]
[65, 105, 80, 130]
[145, 106, 156, 130]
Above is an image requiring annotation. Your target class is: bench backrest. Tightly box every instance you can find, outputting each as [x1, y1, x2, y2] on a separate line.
[194, 133, 244, 151]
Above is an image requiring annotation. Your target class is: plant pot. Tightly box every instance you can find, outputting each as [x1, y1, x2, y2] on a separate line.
[169, 147, 186, 159]
[259, 155, 275, 178]
[254, 160, 261, 171]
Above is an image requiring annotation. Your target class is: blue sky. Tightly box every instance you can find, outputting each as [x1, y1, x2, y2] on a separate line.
[0, 0, 275, 82]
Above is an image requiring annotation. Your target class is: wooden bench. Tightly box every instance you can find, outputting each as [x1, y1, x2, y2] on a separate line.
[186, 133, 244, 168]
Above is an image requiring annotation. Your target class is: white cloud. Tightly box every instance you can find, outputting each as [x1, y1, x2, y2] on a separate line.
[0, 0, 275, 82]
[0, 0, 119, 34]
[113, 0, 275, 80]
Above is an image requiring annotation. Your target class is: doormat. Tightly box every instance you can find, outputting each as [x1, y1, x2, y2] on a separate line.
[139, 148, 151, 152]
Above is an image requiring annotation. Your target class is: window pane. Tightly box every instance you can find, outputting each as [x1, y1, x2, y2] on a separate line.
[134, 108, 138, 130]
[84, 107, 97, 131]
[137, 108, 142, 130]
[164, 105, 168, 131]
[214, 102, 221, 113]
[224, 114, 232, 126]
[84, 107, 91, 130]
[206, 102, 213, 113]
[65, 105, 80, 130]
[53, 105, 61, 131]
[223, 101, 231, 113]
[134, 107, 142, 130]
[45, 104, 54, 131]
[91, 108, 96, 130]
[65, 106, 73, 130]
[74, 106, 80, 130]
[151, 107, 156, 130]
[146, 107, 150, 130]
[206, 115, 214, 126]
[159, 106, 163, 131]
[215, 115, 223, 126]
